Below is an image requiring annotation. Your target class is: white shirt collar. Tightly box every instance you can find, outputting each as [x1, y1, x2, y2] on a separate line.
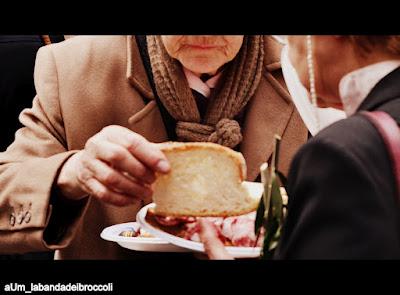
[183, 67, 222, 98]
[339, 60, 400, 116]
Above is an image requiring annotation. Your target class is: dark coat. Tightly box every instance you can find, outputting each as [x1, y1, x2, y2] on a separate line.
[275, 67, 400, 259]
[0, 36, 44, 151]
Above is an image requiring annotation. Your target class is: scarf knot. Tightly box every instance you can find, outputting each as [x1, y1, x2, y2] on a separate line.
[176, 118, 242, 148]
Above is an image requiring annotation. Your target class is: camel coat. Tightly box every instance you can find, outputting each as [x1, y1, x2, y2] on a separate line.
[0, 35, 308, 259]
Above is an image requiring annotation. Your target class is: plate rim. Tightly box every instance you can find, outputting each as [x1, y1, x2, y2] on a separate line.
[136, 200, 262, 258]
[100, 221, 169, 245]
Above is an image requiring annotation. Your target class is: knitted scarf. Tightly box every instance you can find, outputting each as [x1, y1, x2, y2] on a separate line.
[147, 35, 264, 148]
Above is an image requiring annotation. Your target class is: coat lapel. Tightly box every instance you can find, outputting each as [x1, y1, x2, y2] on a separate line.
[241, 71, 295, 181]
[126, 35, 154, 100]
[240, 36, 295, 180]
[125, 36, 168, 143]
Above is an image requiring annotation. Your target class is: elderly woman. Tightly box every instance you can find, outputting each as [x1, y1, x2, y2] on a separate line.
[200, 35, 400, 259]
[0, 35, 307, 259]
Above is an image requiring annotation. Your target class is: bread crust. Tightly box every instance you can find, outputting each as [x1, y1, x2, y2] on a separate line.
[152, 204, 257, 218]
[158, 142, 247, 181]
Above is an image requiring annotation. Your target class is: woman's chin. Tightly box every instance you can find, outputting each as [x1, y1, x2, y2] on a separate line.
[184, 65, 219, 76]
[180, 59, 224, 76]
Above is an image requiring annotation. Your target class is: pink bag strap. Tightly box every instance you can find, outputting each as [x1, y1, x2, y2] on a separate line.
[361, 111, 400, 203]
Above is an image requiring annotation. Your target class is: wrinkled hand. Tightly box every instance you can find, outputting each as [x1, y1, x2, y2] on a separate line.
[57, 125, 170, 206]
[198, 219, 234, 260]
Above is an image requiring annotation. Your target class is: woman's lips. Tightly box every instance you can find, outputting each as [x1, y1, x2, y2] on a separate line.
[185, 44, 220, 50]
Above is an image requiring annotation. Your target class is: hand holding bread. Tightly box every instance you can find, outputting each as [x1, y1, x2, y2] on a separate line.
[57, 125, 171, 206]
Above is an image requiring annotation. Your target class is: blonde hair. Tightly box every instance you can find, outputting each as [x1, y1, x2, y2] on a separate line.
[348, 35, 400, 56]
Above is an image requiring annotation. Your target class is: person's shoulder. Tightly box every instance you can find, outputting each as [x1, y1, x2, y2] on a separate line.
[287, 114, 387, 193]
[303, 114, 384, 164]
[38, 35, 129, 66]
[34, 35, 131, 80]
[315, 114, 377, 146]
[51, 35, 127, 51]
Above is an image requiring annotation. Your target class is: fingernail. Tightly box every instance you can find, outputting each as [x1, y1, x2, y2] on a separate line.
[156, 160, 170, 173]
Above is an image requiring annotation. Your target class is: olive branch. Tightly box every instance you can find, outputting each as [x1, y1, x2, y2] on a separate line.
[254, 135, 288, 259]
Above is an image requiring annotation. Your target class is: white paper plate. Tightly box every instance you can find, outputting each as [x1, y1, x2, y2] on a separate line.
[100, 222, 190, 252]
[136, 181, 263, 258]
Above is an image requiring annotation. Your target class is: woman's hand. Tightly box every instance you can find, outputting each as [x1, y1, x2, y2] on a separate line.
[57, 125, 170, 206]
[198, 219, 234, 260]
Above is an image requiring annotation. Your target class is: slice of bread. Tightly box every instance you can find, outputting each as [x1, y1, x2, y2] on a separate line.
[152, 142, 260, 217]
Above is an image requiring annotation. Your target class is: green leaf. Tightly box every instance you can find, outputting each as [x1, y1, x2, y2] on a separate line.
[260, 163, 272, 218]
[259, 173, 285, 259]
[271, 175, 283, 222]
[262, 218, 279, 259]
[257, 134, 288, 259]
[273, 134, 282, 168]
[254, 195, 265, 236]
[276, 170, 288, 190]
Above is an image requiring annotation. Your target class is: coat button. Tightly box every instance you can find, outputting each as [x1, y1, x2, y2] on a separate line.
[24, 212, 31, 223]
[10, 213, 15, 226]
[16, 212, 24, 224]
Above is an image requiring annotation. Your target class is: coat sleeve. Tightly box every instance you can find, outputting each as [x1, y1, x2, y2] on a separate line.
[0, 45, 89, 254]
[274, 137, 400, 259]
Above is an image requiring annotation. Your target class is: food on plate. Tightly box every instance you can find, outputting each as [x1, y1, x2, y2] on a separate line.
[145, 208, 264, 247]
[119, 227, 154, 238]
[147, 142, 265, 247]
[153, 142, 260, 217]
